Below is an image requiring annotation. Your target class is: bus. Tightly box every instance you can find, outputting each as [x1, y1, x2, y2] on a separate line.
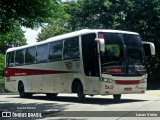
[4, 29, 155, 102]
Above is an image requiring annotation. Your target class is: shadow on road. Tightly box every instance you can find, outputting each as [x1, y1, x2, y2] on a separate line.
[1, 95, 147, 119]
[0, 101, 69, 120]
[6, 95, 147, 105]
[0, 96, 147, 119]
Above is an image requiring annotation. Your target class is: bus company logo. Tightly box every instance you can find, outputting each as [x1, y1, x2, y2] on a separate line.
[2, 112, 11, 117]
[1, 112, 42, 118]
[65, 61, 72, 70]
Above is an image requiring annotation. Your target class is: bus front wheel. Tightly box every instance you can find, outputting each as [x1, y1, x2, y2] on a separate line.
[113, 94, 121, 101]
[77, 82, 85, 103]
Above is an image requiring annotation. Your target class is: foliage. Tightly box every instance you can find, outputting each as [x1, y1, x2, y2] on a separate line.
[0, 0, 60, 33]
[0, 0, 64, 53]
[0, 23, 27, 54]
[37, 1, 71, 42]
[0, 54, 4, 77]
[0, 76, 4, 83]
[38, 0, 160, 44]
[37, 19, 71, 42]
[65, 0, 160, 40]
[145, 54, 160, 81]
[0, 54, 5, 69]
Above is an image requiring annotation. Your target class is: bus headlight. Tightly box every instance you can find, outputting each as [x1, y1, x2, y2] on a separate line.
[101, 78, 115, 84]
[141, 78, 147, 83]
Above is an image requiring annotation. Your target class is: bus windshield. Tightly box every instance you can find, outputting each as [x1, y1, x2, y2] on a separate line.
[100, 32, 145, 75]
[123, 34, 144, 65]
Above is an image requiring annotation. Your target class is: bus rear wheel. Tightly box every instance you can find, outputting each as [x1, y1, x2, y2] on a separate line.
[77, 82, 85, 103]
[113, 94, 121, 101]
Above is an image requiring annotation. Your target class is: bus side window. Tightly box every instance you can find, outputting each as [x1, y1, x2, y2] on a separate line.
[25, 47, 36, 64]
[63, 37, 79, 60]
[7, 52, 15, 67]
[15, 49, 25, 66]
[36, 44, 49, 62]
[49, 41, 63, 61]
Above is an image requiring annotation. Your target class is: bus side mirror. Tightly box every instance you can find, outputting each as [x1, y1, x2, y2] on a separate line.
[95, 38, 105, 52]
[142, 41, 155, 56]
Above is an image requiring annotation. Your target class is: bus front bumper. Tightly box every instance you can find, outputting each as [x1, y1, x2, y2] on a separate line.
[99, 74, 147, 95]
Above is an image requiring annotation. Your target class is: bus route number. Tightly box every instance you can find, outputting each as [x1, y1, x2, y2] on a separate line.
[105, 85, 114, 90]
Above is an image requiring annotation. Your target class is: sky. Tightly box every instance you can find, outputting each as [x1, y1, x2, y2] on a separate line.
[22, 27, 41, 45]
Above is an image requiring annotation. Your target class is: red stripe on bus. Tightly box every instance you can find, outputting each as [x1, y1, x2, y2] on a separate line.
[4, 68, 75, 77]
[115, 80, 140, 84]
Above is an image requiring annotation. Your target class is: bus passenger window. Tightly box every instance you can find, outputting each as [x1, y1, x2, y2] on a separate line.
[63, 37, 79, 59]
[25, 47, 36, 64]
[49, 41, 63, 61]
[15, 49, 25, 66]
[36, 44, 49, 62]
[7, 52, 15, 67]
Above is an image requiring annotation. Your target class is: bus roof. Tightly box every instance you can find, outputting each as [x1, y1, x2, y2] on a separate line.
[6, 29, 139, 52]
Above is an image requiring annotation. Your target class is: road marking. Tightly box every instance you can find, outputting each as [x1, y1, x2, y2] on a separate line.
[147, 91, 160, 96]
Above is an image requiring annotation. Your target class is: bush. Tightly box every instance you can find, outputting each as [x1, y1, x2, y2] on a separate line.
[0, 54, 5, 77]
[145, 53, 160, 82]
[0, 76, 4, 83]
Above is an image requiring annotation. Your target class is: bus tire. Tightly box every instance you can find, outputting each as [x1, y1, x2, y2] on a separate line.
[18, 83, 26, 98]
[77, 82, 85, 103]
[46, 93, 58, 99]
[113, 94, 121, 101]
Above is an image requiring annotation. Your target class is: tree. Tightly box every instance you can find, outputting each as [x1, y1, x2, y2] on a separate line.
[37, 19, 71, 42]
[0, 54, 4, 68]
[66, 0, 160, 49]
[40, 0, 160, 36]
[37, 1, 71, 41]
[0, 22, 27, 54]
[37, 0, 160, 51]
[0, 0, 60, 33]
[0, 0, 64, 53]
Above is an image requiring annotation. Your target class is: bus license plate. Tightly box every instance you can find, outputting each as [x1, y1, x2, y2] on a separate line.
[124, 88, 132, 91]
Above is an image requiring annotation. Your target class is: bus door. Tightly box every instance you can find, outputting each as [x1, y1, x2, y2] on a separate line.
[82, 33, 100, 94]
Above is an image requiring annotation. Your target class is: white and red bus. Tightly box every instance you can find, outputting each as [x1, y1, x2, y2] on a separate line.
[4, 29, 155, 102]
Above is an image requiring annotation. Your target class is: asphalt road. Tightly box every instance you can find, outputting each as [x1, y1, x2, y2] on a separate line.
[1, 90, 160, 120]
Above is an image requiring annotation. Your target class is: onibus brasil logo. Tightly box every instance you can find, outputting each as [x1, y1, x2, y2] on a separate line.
[1, 111, 42, 118]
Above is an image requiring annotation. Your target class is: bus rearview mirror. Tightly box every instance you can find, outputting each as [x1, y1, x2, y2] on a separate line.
[95, 38, 105, 52]
[142, 41, 155, 56]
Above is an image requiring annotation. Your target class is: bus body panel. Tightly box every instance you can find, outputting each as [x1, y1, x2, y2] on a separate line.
[5, 58, 82, 93]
